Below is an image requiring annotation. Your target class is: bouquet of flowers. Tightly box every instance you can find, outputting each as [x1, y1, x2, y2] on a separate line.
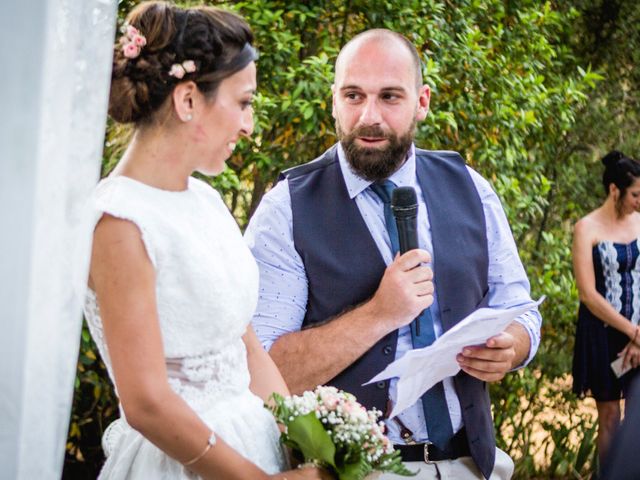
[268, 386, 415, 480]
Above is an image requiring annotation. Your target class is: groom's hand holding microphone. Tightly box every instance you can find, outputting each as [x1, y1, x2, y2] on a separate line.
[368, 186, 434, 334]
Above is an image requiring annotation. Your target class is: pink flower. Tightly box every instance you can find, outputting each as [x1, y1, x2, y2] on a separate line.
[169, 63, 186, 79]
[126, 25, 139, 38]
[123, 43, 141, 59]
[132, 34, 147, 47]
[120, 24, 147, 59]
[182, 60, 196, 73]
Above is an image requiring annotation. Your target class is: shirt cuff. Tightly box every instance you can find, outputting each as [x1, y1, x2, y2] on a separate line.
[513, 309, 542, 368]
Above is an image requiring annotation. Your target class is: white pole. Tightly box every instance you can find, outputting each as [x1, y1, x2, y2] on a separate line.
[0, 0, 116, 478]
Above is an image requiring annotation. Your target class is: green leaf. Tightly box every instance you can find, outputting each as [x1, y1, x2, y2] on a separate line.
[302, 104, 314, 120]
[336, 455, 369, 480]
[379, 450, 418, 476]
[287, 412, 336, 468]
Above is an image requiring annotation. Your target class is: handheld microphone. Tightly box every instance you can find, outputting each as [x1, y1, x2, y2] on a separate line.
[391, 186, 422, 335]
[391, 186, 419, 254]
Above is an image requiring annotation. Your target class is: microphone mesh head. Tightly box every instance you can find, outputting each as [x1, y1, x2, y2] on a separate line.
[391, 186, 417, 207]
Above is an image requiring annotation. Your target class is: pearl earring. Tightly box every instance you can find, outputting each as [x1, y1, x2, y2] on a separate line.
[185, 114, 193, 122]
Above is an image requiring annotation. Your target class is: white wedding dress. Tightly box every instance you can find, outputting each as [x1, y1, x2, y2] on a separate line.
[84, 176, 287, 479]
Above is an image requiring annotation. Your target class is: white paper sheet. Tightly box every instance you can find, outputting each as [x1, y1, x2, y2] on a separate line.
[366, 297, 545, 418]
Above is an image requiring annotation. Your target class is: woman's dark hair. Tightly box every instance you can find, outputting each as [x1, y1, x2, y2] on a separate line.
[109, 1, 257, 125]
[601, 150, 640, 198]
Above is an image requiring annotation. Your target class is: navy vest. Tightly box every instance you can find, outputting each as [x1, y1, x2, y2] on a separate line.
[282, 145, 495, 478]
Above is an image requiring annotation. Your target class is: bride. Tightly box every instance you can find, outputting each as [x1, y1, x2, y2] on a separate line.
[85, 2, 329, 479]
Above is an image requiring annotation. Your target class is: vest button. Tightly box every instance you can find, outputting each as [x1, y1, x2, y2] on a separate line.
[383, 345, 392, 355]
[376, 381, 386, 389]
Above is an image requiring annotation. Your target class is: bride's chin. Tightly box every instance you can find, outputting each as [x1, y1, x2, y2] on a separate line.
[196, 163, 226, 177]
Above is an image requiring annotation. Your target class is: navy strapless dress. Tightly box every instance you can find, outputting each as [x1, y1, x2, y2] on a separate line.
[572, 239, 640, 401]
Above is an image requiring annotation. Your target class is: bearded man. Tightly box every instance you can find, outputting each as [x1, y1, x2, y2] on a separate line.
[244, 29, 541, 480]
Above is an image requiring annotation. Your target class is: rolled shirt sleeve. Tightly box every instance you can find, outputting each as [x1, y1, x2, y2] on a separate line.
[469, 167, 541, 366]
[244, 179, 308, 351]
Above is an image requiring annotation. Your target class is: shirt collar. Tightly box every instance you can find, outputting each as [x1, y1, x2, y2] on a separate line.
[337, 142, 417, 199]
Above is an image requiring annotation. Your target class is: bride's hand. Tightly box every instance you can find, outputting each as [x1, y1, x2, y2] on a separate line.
[270, 466, 334, 479]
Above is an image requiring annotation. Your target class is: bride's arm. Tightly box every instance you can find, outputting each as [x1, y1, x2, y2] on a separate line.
[91, 214, 271, 480]
[244, 326, 290, 405]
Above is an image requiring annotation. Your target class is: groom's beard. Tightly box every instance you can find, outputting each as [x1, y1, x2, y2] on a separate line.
[337, 119, 416, 182]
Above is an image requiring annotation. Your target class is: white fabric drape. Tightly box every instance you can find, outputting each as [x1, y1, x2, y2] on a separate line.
[0, 0, 116, 478]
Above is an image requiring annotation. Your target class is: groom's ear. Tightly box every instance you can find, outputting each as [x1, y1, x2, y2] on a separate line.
[171, 81, 197, 123]
[415, 84, 430, 122]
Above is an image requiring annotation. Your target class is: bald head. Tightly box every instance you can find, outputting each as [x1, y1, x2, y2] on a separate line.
[335, 29, 423, 90]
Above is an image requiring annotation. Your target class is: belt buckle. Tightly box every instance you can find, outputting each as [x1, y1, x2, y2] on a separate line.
[423, 441, 435, 464]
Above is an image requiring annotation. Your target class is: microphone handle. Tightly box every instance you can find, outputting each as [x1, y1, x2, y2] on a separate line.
[395, 214, 421, 335]
[395, 215, 419, 254]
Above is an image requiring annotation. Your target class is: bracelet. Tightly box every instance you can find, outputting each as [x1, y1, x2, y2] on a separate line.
[183, 432, 216, 466]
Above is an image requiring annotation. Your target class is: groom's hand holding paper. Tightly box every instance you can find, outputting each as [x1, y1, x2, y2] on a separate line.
[366, 297, 545, 418]
[457, 323, 523, 383]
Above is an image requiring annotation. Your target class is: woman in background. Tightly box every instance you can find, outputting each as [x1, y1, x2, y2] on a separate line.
[85, 2, 329, 479]
[573, 150, 640, 467]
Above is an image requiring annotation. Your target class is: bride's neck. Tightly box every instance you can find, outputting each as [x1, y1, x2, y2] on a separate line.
[112, 128, 192, 191]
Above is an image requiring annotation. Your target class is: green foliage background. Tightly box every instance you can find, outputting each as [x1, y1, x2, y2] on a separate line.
[63, 0, 640, 478]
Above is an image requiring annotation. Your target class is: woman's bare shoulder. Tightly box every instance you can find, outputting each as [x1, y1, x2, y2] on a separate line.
[575, 211, 601, 235]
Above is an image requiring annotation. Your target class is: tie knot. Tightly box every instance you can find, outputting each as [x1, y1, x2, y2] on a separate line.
[370, 180, 396, 205]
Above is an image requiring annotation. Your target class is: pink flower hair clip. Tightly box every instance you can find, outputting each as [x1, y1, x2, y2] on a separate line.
[168, 60, 197, 80]
[120, 24, 147, 59]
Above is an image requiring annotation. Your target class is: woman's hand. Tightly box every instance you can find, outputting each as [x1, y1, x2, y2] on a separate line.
[620, 341, 640, 370]
[270, 466, 334, 479]
[630, 325, 640, 347]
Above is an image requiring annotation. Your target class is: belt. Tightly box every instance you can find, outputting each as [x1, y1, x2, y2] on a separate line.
[394, 428, 470, 463]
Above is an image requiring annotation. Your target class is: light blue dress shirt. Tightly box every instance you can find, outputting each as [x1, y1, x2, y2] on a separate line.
[244, 143, 542, 444]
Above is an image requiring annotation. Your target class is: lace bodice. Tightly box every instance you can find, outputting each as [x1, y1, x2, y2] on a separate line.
[594, 239, 640, 324]
[84, 176, 258, 411]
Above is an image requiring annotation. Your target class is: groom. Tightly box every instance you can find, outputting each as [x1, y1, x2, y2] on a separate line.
[245, 29, 541, 479]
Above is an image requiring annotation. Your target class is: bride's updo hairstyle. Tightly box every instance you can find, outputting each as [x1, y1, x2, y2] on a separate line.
[109, 1, 257, 125]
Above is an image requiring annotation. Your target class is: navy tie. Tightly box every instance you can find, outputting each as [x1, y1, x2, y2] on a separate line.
[370, 181, 454, 449]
